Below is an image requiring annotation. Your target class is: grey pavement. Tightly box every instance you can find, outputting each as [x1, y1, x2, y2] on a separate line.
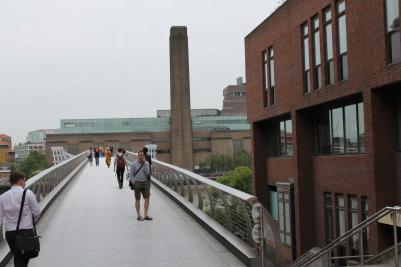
[9, 159, 244, 267]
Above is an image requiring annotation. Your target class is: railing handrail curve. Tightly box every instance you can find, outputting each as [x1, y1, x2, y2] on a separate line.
[26, 151, 88, 188]
[125, 151, 257, 203]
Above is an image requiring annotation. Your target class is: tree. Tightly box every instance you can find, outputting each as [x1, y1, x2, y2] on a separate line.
[198, 151, 251, 174]
[216, 166, 252, 194]
[17, 151, 50, 178]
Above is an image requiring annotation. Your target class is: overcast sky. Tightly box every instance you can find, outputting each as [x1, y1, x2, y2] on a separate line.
[0, 0, 277, 144]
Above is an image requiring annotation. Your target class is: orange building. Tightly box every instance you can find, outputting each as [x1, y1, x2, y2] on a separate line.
[0, 134, 12, 166]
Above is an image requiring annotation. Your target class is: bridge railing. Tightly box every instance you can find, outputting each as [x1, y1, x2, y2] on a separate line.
[0, 151, 88, 247]
[125, 152, 258, 247]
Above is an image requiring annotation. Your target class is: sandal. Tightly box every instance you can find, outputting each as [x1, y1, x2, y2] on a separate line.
[137, 216, 144, 221]
[144, 216, 153, 221]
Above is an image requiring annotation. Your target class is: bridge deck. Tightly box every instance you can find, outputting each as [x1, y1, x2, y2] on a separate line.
[12, 160, 244, 267]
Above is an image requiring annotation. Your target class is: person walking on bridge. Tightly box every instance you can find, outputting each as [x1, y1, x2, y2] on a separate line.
[129, 151, 152, 221]
[114, 148, 126, 189]
[94, 148, 100, 166]
[105, 148, 112, 168]
[0, 172, 41, 267]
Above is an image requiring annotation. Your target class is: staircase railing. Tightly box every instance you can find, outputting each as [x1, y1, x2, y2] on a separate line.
[289, 206, 401, 267]
[363, 241, 401, 265]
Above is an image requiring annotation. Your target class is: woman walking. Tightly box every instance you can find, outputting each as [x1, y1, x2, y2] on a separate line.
[105, 148, 112, 168]
[0, 172, 41, 267]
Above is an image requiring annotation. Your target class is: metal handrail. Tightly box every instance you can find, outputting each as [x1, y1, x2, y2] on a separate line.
[125, 152, 258, 244]
[293, 206, 401, 267]
[364, 241, 401, 265]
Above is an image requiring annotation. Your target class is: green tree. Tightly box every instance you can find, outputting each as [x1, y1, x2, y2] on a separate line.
[198, 151, 251, 174]
[216, 166, 252, 194]
[17, 151, 50, 178]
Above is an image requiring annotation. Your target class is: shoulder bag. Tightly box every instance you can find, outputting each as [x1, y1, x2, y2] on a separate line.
[129, 163, 144, 190]
[14, 189, 40, 258]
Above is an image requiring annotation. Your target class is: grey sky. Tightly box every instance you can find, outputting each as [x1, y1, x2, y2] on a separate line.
[0, 0, 276, 144]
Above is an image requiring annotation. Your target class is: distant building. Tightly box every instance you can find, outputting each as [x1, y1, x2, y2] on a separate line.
[27, 129, 59, 144]
[14, 143, 45, 164]
[0, 134, 13, 166]
[221, 77, 247, 115]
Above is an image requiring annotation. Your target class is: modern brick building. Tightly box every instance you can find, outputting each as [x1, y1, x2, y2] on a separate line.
[245, 0, 401, 262]
[222, 77, 247, 115]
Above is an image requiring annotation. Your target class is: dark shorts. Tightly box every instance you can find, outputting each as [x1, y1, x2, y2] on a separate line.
[134, 181, 150, 200]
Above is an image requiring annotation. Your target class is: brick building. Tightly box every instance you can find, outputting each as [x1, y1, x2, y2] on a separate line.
[222, 77, 247, 115]
[245, 0, 401, 262]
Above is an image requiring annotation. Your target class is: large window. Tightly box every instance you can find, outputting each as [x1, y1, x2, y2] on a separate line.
[316, 102, 365, 154]
[336, 193, 346, 264]
[278, 190, 292, 246]
[267, 119, 293, 157]
[386, 0, 401, 63]
[262, 47, 276, 107]
[313, 16, 322, 89]
[348, 195, 359, 255]
[302, 23, 311, 93]
[337, 0, 348, 81]
[324, 7, 334, 85]
[324, 192, 334, 244]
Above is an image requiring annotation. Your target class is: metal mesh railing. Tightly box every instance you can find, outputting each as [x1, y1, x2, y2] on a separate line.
[125, 152, 258, 247]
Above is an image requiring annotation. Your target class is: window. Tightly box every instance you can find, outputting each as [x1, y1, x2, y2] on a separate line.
[313, 16, 322, 89]
[324, 7, 334, 85]
[316, 102, 365, 154]
[362, 197, 369, 254]
[335, 193, 346, 264]
[278, 190, 292, 246]
[337, 0, 348, 81]
[267, 119, 293, 157]
[262, 50, 269, 106]
[348, 195, 359, 255]
[302, 23, 311, 93]
[268, 187, 278, 221]
[269, 48, 276, 105]
[386, 0, 401, 63]
[262, 47, 275, 107]
[324, 192, 334, 243]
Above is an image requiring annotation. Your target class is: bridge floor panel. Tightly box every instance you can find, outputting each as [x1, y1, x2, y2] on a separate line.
[19, 160, 244, 267]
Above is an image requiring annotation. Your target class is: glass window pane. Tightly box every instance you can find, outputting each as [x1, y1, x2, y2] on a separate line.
[313, 17, 319, 29]
[345, 104, 358, 153]
[279, 201, 284, 231]
[285, 120, 293, 156]
[303, 23, 308, 36]
[390, 31, 401, 63]
[326, 24, 333, 60]
[327, 60, 334, 85]
[280, 121, 286, 155]
[270, 58, 275, 87]
[332, 107, 344, 154]
[386, 0, 400, 32]
[317, 109, 331, 154]
[285, 202, 291, 233]
[337, 0, 345, 14]
[325, 9, 332, 22]
[358, 103, 366, 152]
[338, 15, 348, 54]
[304, 38, 310, 70]
[314, 31, 321, 65]
[341, 54, 348, 80]
[269, 190, 278, 220]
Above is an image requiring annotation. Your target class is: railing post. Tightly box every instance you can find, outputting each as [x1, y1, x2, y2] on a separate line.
[393, 209, 399, 267]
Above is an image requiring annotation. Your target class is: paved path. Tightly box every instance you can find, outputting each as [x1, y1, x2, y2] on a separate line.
[10, 160, 244, 267]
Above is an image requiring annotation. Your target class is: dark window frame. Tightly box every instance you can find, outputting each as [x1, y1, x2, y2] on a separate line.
[324, 192, 334, 244]
[302, 22, 311, 94]
[268, 47, 276, 106]
[262, 50, 269, 107]
[312, 15, 322, 90]
[348, 195, 359, 255]
[336, 0, 348, 81]
[267, 118, 293, 157]
[324, 6, 335, 86]
[385, 0, 401, 64]
[278, 190, 292, 246]
[316, 101, 365, 155]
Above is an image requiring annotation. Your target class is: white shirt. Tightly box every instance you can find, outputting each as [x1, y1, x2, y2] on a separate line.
[0, 186, 41, 232]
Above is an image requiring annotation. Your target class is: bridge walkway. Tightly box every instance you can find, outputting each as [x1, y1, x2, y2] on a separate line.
[9, 160, 244, 267]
